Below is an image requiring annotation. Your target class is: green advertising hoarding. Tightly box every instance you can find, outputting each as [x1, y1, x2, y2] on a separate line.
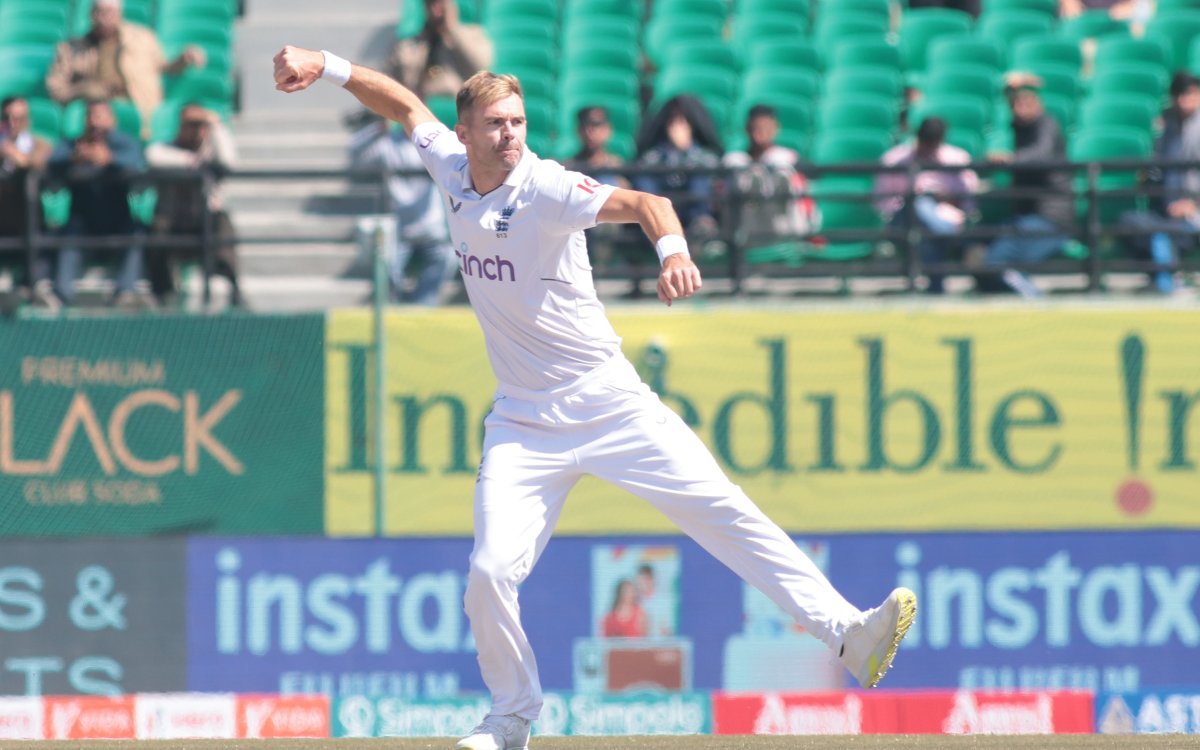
[0, 315, 325, 536]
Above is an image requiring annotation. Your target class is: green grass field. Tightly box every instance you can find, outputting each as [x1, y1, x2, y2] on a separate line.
[8, 737, 1200, 749]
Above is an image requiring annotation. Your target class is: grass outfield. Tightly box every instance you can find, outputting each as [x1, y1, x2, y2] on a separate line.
[7, 737, 1200, 749]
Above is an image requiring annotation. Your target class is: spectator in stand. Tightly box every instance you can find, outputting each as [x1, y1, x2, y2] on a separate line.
[874, 116, 979, 294]
[348, 116, 455, 305]
[45, 0, 206, 140]
[1058, 0, 1149, 20]
[635, 95, 723, 248]
[0, 96, 53, 303]
[564, 106, 634, 272]
[723, 104, 817, 256]
[563, 106, 629, 189]
[145, 103, 243, 308]
[908, 0, 980, 18]
[1119, 71, 1200, 294]
[980, 74, 1072, 297]
[390, 0, 493, 100]
[40, 99, 146, 309]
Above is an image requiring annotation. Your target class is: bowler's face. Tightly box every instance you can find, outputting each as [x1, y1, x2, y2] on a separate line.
[458, 94, 526, 175]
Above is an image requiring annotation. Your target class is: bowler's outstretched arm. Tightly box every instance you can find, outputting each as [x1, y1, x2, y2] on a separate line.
[272, 45, 436, 134]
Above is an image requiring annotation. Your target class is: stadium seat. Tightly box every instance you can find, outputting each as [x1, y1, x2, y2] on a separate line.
[817, 0, 891, 28]
[824, 66, 905, 100]
[1144, 10, 1200, 72]
[1089, 63, 1169, 100]
[910, 95, 990, 136]
[733, 14, 812, 60]
[0, 15, 68, 46]
[1078, 95, 1157, 134]
[26, 97, 62, 140]
[1157, 0, 1200, 9]
[976, 11, 1054, 52]
[815, 17, 890, 65]
[898, 9, 974, 73]
[558, 69, 639, 101]
[561, 40, 639, 76]
[662, 42, 738, 76]
[521, 96, 556, 153]
[746, 39, 821, 72]
[650, 0, 727, 23]
[1058, 10, 1128, 42]
[425, 95, 458, 127]
[818, 96, 897, 136]
[927, 36, 1004, 72]
[563, 17, 639, 49]
[1070, 126, 1153, 224]
[742, 68, 821, 105]
[494, 44, 557, 74]
[1010, 35, 1083, 74]
[1040, 92, 1078, 130]
[1093, 36, 1170, 71]
[923, 66, 1003, 102]
[983, 0, 1057, 16]
[484, 0, 558, 27]
[0, 45, 57, 98]
[562, 0, 640, 24]
[829, 38, 902, 72]
[643, 17, 723, 69]
[165, 69, 235, 109]
[807, 179, 881, 261]
[736, 0, 811, 23]
[486, 19, 557, 49]
[812, 128, 893, 164]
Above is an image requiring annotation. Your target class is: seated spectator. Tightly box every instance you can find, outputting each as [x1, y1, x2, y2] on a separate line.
[980, 74, 1073, 297]
[874, 116, 979, 294]
[563, 106, 629, 189]
[0, 96, 53, 302]
[723, 104, 817, 255]
[634, 95, 723, 246]
[1119, 71, 1200, 294]
[565, 106, 635, 272]
[348, 116, 455, 305]
[40, 99, 146, 309]
[390, 0, 493, 100]
[145, 104, 242, 308]
[45, 0, 205, 139]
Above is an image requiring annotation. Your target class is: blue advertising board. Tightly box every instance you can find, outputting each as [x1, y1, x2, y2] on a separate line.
[187, 531, 1199, 696]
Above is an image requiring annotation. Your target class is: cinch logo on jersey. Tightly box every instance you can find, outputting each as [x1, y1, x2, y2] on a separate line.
[455, 243, 515, 282]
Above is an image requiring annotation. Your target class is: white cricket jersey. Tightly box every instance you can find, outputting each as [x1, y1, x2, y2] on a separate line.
[411, 121, 623, 391]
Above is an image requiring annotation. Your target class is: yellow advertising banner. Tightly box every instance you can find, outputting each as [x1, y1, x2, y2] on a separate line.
[326, 306, 1200, 536]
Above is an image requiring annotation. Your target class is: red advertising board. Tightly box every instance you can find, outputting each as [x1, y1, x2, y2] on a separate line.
[44, 696, 136, 739]
[713, 691, 1095, 735]
[236, 694, 330, 738]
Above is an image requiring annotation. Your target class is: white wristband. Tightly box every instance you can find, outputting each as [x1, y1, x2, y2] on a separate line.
[320, 50, 351, 87]
[655, 234, 689, 264]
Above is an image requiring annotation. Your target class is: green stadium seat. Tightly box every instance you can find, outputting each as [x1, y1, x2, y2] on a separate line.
[1023, 64, 1082, 102]
[164, 69, 234, 109]
[1010, 35, 1083, 74]
[26, 97, 62, 140]
[927, 36, 1004, 72]
[745, 38, 821, 72]
[0, 15, 68, 46]
[650, 0, 727, 23]
[742, 68, 821, 104]
[736, 0, 811, 22]
[561, 40, 640, 75]
[1078, 95, 1157, 134]
[824, 66, 905, 100]
[494, 44, 557, 73]
[910, 95, 990, 135]
[817, 0, 891, 27]
[812, 128, 893, 164]
[808, 178, 881, 261]
[733, 13, 811, 60]
[1094, 36, 1170, 70]
[562, 0, 640, 24]
[1070, 126, 1153, 225]
[558, 70, 639, 100]
[1058, 10, 1128, 42]
[829, 38, 902, 72]
[983, 0, 1057, 16]
[976, 11, 1054, 53]
[644, 16, 723, 69]
[662, 42, 737, 76]
[563, 17, 639, 48]
[0, 45, 57, 98]
[1089, 63, 1169, 100]
[1040, 92, 1078, 130]
[160, 21, 233, 59]
[818, 96, 897, 135]
[505, 69, 554, 100]
[486, 19, 557, 49]
[923, 66, 1002, 101]
[521, 96, 556, 153]
[1144, 10, 1200, 72]
[898, 8, 974, 73]
[815, 18, 889, 65]
[425, 95, 458, 127]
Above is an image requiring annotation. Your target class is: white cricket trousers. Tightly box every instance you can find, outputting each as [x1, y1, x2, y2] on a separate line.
[464, 355, 862, 720]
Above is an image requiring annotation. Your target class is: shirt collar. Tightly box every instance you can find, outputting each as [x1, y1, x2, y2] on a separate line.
[458, 144, 535, 196]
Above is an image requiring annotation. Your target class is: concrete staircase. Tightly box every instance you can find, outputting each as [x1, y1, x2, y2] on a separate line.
[192, 0, 402, 312]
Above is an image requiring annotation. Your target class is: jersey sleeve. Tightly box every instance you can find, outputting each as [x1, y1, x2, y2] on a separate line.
[410, 121, 466, 188]
[537, 164, 618, 235]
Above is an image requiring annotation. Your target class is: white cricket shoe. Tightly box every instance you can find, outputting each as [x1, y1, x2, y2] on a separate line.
[455, 713, 531, 750]
[840, 587, 918, 688]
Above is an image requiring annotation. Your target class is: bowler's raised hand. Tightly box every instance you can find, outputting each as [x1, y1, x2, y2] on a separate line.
[273, 46, 325, 93]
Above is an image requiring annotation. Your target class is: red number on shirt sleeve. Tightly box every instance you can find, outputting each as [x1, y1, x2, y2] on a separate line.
[576, 177, 601, 194]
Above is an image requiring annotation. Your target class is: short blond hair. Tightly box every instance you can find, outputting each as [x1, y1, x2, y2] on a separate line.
[457, 72, 523, 120]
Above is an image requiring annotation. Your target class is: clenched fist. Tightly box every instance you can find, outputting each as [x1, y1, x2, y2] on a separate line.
[657, 252, 702, 306]
[273, 46, 325, 93]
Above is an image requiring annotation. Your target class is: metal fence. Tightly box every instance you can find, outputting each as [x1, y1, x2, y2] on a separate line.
[2, 157, 1198, 304]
